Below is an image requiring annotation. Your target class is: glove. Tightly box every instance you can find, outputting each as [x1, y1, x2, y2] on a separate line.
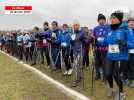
[94, 38, 98, 45]
[117, 39, 121, 45]
[46, 38, 52, 43]
[70, 40, 75, 46]
[122, 40, 127, 47]
[117, 38, 121, 49]
[79, 37, 83, 42]
[117, 39, 127, 49]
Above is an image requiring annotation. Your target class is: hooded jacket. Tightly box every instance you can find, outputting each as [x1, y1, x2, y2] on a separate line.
[105, 22, 134, 60]
[72, 30, 89, 55]
[61, 30, 71, 48]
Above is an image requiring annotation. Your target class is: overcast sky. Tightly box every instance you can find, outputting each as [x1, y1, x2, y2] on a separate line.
[0, 0, 134, 30]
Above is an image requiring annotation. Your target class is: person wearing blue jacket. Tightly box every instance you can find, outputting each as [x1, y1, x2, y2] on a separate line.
[30, 27, 41, 66]
[127, 18, 134, 88]
[93, 14, 109, 80]
[23, 31, 31, 62]
[47, 21, 62, 71]
[61, 24, 72, 75]
[0, 34, 5, 50]
[16, 32, 24, 60]
[71, 21, 89, 87]
[104, 11, 134, 99]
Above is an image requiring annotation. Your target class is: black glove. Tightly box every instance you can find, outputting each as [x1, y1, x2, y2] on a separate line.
[117, 39, 127, 49]
[94, 38, 98, 45]
[79, 37, 83, 42]
[70, 40, 75, 46]
[117, 39, 121, 49]
[117, 39, 121, 45]
[122, 40, 127, 47]
[46, 38, 52, 43]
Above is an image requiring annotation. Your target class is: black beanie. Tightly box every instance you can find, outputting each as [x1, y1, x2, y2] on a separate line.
[111, 11, 123, 22]
[98, 14, 106, 21]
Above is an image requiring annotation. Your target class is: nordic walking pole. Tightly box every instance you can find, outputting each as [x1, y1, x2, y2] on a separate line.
[49, 43, 54, 72]
[117, 34, 121, 100]
[91, 38, 96, 96]
[60, 46, 63, 73]
[80, 42, 85, 89]
[118, 61, 121, 100]
[91, 48, 95, 96]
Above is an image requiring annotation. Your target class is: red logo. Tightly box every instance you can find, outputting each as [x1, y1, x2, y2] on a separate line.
[5, 6, 32, 10]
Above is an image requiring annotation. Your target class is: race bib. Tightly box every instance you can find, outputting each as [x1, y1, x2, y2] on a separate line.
[52, 32, 56, 39]
[97, 37, 104, 42]
[43, 39, 47, 44]
[108, 44, 119, 53]
[129, 49, 134, 54]
[71, 34, 76, 40]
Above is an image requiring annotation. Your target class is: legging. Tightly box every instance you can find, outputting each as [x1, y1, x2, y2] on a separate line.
[105, 59, 123, 93]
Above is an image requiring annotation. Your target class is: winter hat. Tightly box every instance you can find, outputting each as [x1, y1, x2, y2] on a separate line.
[111, 11, 124, 22]
[98, 13, 106, 21]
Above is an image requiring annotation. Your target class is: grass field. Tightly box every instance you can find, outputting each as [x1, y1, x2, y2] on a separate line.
[31, 53, 134, 100]
[0, 52, 134, 100]
[0, 53, 73, 100]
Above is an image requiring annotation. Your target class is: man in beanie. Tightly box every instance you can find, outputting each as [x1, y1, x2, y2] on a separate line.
[104, 11, 134, 99]
[71, 21, 89, 87]
[47, 21, 62, 71]
[93, 13, 109, 80]
[41, 22, 51, 68]
[127, 18, 134, 88]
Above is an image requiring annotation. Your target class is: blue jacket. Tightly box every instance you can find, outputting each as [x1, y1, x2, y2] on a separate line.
[61, 30, 71, 48]
[17, 34, 23, 42]
[72, 30, 89, 55]
[105, 22, 134, 60]
[41, 29, 51, 39]
[51, 28, 62, 47]
[0, 36, 5, 44]
[93, 24, 110, 47]
[127, 28, 134, 49]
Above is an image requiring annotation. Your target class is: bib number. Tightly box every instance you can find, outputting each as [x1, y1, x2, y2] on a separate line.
[71, 34, 76, 40]
[97, 37, 104, 42]
[108, 44, 119, 53]
[129, 49, 134, 54]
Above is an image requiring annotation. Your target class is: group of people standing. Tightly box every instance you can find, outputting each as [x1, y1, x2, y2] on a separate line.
[0, 10, 134, 100]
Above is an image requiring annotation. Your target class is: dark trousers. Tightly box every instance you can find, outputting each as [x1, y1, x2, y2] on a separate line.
[95, 50, 107, 78]
[128, 54, 134, 80]
[63, 48, 72, 71]
[120, 60, 129, 80]
[83, 49, 89, 67]
[70, 49, 74, 63]
[30, 44, 37, 64]
[37, 48, 44, 64]
[17, 45, 23, 60]
[51, 47, 61, 70]
[105, 59, 123, 92]
[23, 47, 30, 61]
[44, 48, 50, 66]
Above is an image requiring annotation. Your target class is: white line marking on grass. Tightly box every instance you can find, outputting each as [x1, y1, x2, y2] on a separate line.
[0, 51, 91, 100]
